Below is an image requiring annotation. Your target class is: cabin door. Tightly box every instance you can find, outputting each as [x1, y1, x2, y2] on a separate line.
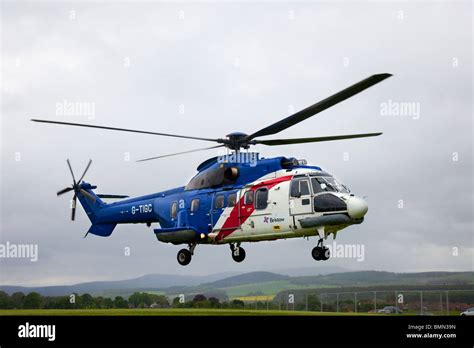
[289, 178, 313, 215]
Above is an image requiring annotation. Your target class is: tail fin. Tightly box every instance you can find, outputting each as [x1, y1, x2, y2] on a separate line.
[76, 183, 117, 237]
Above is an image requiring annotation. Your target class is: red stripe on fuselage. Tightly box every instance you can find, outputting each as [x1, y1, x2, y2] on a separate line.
[216, 175, 292, 241]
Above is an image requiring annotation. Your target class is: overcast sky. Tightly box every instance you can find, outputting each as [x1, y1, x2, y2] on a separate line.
[1, 1, 472, 286]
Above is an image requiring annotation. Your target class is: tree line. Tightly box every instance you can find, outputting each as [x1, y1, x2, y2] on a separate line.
[0, 291, 250, 310]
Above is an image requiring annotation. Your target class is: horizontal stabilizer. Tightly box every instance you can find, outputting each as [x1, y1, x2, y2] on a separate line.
[88, 223, 117, 237]
[97, 194, 129, 199]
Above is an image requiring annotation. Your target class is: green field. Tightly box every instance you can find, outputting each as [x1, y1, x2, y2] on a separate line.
[0, 308, 381, 316]
[222, 280, 337, 298]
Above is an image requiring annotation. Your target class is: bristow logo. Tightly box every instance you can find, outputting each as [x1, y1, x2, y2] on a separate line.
[263, 217, 284, 223]
[18, 322, 56, 341]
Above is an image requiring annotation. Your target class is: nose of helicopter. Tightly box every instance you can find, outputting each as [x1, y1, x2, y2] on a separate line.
[347, 196, 368, 219]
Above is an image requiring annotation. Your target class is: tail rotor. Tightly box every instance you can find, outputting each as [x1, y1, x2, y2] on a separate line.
[57, 159, 94, 221]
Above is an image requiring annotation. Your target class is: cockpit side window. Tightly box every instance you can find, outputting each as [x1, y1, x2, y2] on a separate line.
[311, 177, 324, 194]
[290, 179, 310, 197]
[299, 180, 310, 196]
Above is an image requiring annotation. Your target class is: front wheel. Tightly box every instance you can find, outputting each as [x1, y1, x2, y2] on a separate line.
[312, 246, 323, 261]
[231, 246, 246, 263]
[177, 249, 192, 266]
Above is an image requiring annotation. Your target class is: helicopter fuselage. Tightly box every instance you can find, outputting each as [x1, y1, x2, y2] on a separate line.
[77, 155, 368, 251]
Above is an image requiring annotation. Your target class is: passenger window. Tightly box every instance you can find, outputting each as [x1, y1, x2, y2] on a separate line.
[227, 194, 237, 207]
[300, 180, 310, 196]
[255, 187, 269, 210]
[214, 195, 224, 209]
[170, 202, 177, 219]
[244, 191, 254, 205]
[190, 199, 199, 212]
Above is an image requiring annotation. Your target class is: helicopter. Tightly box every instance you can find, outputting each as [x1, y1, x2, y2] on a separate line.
[32, 73, 391, 265]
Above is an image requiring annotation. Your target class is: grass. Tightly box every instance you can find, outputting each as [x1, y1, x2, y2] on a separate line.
[0, 308, 382, 316]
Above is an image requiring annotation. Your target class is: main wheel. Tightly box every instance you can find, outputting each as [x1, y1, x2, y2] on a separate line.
[231, 246, 246, 263]
[177, 249, 192, 266]
[321, 246, 330, 261]
[312, 246, 323, 261]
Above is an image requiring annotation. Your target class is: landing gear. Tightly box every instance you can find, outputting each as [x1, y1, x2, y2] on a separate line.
[177, 243, 196, 266]
[230, 243, 246, 263]
[312, 239, 330, 261]
[177, 249, 192, 266]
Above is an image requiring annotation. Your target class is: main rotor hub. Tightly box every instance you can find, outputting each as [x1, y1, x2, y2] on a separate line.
[225, 132, 251, 150]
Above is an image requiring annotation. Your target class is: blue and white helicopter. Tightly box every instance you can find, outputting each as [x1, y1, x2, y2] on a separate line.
[32, 73, 391, 265]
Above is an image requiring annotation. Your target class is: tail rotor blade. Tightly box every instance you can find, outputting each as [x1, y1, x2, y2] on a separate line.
[67, 159, 77, 185]
[60, 159, 95, 222]
[57, 187, 74, 196]
[77, 159, 92, 184]
[71, 194, 77, 221]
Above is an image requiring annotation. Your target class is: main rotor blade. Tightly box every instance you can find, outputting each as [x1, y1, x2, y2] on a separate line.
[97, 194, 130, 199]
[57, 187, 74, 196]
[136, 145, 224, 162]
[66, 159, 76, 185]
[77, 159, 92, 184]
[247, 73, 392, 140]
[31, 119, 219, 143]
[254, 132, 383, 146]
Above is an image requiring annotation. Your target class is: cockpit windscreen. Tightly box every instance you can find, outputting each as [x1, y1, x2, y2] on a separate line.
[311, 176, 350, 194]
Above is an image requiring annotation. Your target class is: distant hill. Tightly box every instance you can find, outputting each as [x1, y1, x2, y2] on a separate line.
[271, 266, 350, 276]
[205, 272, 289, 288]
[290, 271, 474, 287]
[1, 270, 472, 299]
[0, 272, 240, 297]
